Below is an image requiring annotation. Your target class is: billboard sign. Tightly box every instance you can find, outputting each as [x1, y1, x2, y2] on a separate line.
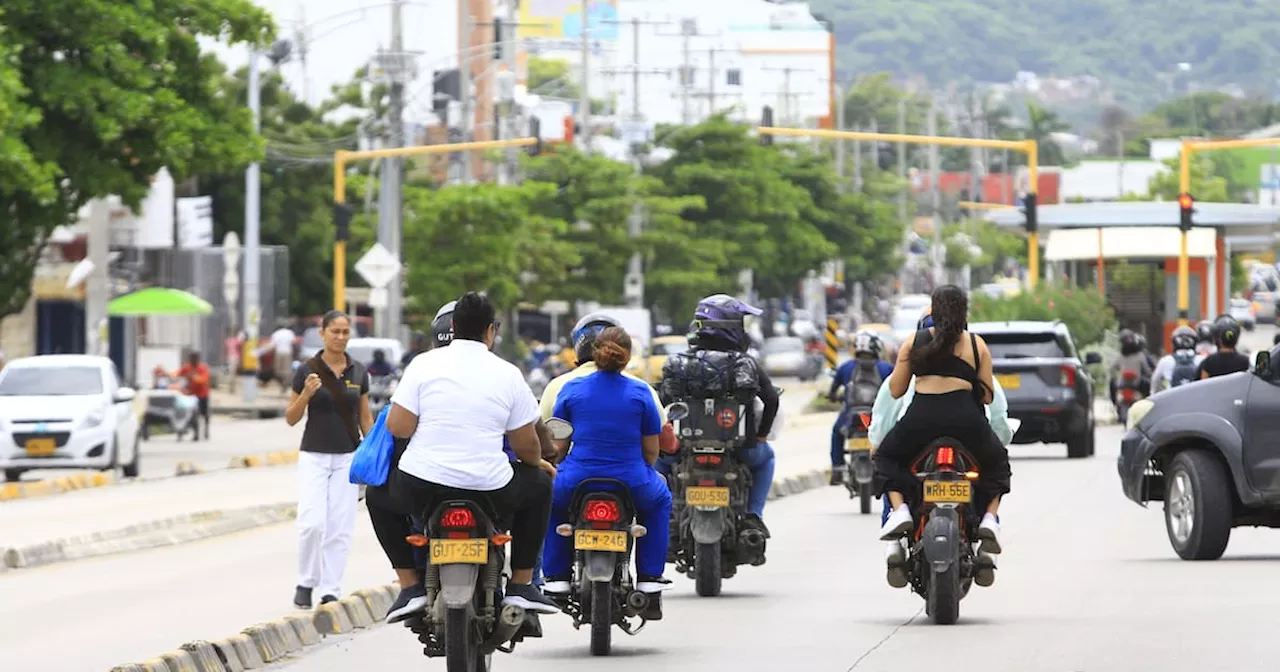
[519, 0, 619, 40]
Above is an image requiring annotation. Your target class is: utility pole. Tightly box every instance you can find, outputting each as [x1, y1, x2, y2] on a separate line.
[688, 46, 741, 116]
[600, 18, 672, 120]
[896, 98, 908, 293]
[928, 98, 943, 286]
[835, 83, 846, 193]
[680, 23, 692, 125]
[763, 66, 814, 126]
[476, 8, 547, 185]
[578, 7, 591, 150]
[244, 50, 262, 340]
[460, 11, 475, 183]
[372, 0, 409, 339]
[85, 198, 109, 357]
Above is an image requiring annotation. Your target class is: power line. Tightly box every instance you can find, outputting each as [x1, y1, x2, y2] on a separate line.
[600, 18, 674, 120]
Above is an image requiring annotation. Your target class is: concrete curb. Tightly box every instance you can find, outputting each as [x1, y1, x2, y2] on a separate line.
[109, 583, 400, 672]
[1, 502, 298, 570]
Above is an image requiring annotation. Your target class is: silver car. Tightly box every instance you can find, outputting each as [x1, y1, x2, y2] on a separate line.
[761, 336, 821, 381]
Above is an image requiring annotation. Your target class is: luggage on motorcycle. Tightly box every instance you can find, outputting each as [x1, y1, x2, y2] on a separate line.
[1169, 352, 1198, 388]
[662, 350, 759, 445]
[845, 358, 882, 407]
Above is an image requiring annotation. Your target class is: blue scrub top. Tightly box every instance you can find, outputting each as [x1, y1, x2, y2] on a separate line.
[552, 371, 662, 473]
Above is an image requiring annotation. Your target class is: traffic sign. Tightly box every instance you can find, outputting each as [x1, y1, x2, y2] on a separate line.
[354, 243, 401, 289]
[368, 287, 389, 309]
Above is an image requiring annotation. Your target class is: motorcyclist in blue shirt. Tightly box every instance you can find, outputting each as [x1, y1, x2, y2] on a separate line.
[828, 330, 894, 486]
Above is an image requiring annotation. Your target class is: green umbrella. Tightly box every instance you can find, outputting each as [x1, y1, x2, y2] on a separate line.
[107, 287, 214, 316]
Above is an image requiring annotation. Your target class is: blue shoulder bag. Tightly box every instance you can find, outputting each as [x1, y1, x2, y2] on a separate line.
[349, 405, 394, 486]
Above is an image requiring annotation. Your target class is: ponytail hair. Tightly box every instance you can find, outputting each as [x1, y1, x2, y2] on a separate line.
[909, 284, 967, 371]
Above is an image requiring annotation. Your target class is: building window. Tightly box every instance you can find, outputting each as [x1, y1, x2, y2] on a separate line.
[680, 18, 697, 36]
[726, 69, 741, 86]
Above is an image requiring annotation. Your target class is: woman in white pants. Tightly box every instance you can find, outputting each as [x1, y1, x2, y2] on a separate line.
[285, 310, 372, 608]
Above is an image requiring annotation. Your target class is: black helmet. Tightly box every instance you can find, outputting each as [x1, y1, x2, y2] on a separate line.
[1118, 329, 1141, 355]
[1195, 320, 1214, 343]
[1213, 314, 1241, 348]
[1170, 326, 1197, 351]
[430, 301, 457, 349]
[571, 312, 621, 365]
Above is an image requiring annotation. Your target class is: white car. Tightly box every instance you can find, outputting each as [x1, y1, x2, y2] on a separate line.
[0, 354, 141, 482]
[1228, 298, 1257, 330]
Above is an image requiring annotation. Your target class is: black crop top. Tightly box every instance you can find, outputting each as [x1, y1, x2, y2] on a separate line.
[911, 329, 981, 386]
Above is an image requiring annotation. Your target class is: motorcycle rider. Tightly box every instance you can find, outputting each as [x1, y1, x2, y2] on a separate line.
[873, 285, 1010, 578]
[1195, 320, 1216, 357]
[400, 331, 429, 368]
[1151, 326, 1201, 393]
[1109, 329, 1152, 413]
[368, 349, 395, 377]
[869, 310, 1014, 588]
[1198, 315, 1250, 379]
[542, 327, 672, 620]
[828, 330, 894, 486]
[658, 294, 780, 526]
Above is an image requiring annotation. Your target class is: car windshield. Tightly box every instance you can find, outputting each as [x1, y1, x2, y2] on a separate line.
[346, 344, 398, 366]
[0, 366, 103, 396]
[652, 341, 688, 356]
[980, 332, 1067, 359]
[763, 337, 804, 354]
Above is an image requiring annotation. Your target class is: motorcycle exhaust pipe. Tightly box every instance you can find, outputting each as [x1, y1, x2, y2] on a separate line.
[739, 528, 767, 550]
[625, 590, 649, 614]
[482, 604, 526, 650]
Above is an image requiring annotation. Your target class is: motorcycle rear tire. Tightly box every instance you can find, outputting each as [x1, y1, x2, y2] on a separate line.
[589, 581, 612, 656]
[859, 487, 872, 515]
[926, 560, 962, 625]
[694, 542, 722, 597]
[444, 606, 481, 672]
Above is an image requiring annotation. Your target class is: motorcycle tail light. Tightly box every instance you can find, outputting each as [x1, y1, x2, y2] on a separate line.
[935, 446, 955, 467]
[1121, 389, 1135, 403]
[1060, 365, 1076, 387]
[1121, 370, 1138, 382]
[694, 455, 722, 465]
[858, 412, 872, 430]
[583, 499, 621, 523]
[439, 507, 475, 528]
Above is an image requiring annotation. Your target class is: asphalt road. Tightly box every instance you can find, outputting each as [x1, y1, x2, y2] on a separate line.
[272, 424, 1280, 672]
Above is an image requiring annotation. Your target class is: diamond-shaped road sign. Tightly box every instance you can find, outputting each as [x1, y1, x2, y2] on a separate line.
[354, 242, 401, 289]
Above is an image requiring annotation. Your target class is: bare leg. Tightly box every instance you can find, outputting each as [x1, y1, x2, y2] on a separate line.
[986, 496, 1001, 516]
[395, 568, 419, 589]
[510, 569, 533, 585]
[887, 491, 906, 508]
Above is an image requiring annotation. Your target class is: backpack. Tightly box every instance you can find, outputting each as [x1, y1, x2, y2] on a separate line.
[1169, 351, 1198, 389]
[845, 359, 882, 407]
[661, 349, 761, 446]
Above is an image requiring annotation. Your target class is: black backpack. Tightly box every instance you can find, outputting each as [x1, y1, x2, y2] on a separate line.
[1169, 352, 1198, 389]
[845, 359, 883, 407]
[661, 349, 760, 446]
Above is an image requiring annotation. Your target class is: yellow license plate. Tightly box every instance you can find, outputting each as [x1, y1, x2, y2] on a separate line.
[429, 538, 489, 564]
[25, 438, 56, 457]
[846, 436, 871, 452]
[923, 479, 972, 504]
[685, 486, 730, 507]
[996, 373, 1021, 390]
[574, 529, 628, 552]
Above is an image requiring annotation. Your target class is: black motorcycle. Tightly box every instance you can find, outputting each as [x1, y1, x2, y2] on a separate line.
[893, 439, 987, 625]
[666, 400, 770, 597]
[841, 407, 876, 514]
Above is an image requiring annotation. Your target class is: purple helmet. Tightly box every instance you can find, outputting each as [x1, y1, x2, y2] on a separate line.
[693, 294, 762, 348]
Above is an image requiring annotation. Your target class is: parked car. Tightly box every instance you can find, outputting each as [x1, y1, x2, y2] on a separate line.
[627, 334, 689, 386]
[761, 336, 822, 381]
[969, 321, 1101, 459]
[1228, 297, 1257, 331]
[0, 354, 141, 482]
[1249, 289, 1276, 324]
[1118, 348, 1280, 560]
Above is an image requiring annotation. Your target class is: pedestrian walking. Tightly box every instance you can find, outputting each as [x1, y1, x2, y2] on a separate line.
[175, 351, 212, 440]
[284, 310, 372, 609]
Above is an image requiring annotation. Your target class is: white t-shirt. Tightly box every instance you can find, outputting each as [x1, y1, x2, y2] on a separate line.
[270, 328, 296, 355]
[391, 339, 541, 490]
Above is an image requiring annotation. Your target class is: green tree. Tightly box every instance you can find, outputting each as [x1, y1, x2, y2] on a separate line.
[0, 0, 274, 320]
[970, 285, 1115, 347]
[942, 219, 1026, 276]
[1147, 156, 1230, 202]
[527, 56, 579, 100]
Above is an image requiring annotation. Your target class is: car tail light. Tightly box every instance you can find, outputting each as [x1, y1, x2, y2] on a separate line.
[935, 446, 955, 467]
[583, 499, 620, 523]
[1060, 365, 1076, 387]
[439, 507, 475, 528]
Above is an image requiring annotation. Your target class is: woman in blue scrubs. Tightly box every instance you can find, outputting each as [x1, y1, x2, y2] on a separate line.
[543, 327, 672, 620]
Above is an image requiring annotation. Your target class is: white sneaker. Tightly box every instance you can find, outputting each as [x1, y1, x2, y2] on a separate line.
[977, 513, 1002, 554]
[973, 551, 997, 587]
[884, 541, 908, 589]
[543, 580, 571, 594]
[879, 505, 913, 540]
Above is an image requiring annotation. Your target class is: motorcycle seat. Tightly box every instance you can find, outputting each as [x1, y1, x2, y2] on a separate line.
[568, 477, 637, 520]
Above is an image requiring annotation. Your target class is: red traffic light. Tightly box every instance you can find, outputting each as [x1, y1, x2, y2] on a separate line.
[1178, 193, 1194, 209]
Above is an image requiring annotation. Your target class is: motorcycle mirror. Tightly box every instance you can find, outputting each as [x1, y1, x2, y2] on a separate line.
[1254, 350, 1271, 378]
[545, 417, 574, 440]
[776, 387, 786, 396]
[665, 402, 690, 422]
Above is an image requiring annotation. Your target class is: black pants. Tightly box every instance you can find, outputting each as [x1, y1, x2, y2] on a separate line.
[872, 390, 1012, 510]
[367, 438, 416, 570]
[391, 462, 552, 571]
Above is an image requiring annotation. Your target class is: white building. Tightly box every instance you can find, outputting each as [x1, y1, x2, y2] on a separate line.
[522, 0, 833, 128]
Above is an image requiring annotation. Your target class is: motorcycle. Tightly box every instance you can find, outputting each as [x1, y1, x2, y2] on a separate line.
[841, 407, 876, 514]
[666, 399, 769, 597]
[1115, 369, 1145, 426]
[543, 418, 654, 656]
[368, 374, 398, 416]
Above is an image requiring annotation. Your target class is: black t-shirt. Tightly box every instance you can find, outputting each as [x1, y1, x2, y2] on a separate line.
[292, 356, 369, 454]
[1196, 351, 1250, 380]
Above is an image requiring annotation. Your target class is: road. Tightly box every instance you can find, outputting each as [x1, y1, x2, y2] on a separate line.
[276, 422, 1280, 671]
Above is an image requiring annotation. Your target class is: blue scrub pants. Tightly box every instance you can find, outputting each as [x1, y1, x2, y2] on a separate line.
[543, 462, 673, 579]
[655, 441, 775, 518]
[830, 408, 850, 467]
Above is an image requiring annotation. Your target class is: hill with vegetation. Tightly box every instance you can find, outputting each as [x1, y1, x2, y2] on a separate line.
[812, 0, 1280, 110]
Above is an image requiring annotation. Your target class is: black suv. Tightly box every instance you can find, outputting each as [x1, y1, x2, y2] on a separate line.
[1118, 348, 1280, 560]
[969, 321, 1102, 459]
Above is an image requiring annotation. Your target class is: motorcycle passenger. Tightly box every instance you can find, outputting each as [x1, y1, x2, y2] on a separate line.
[1195, 320, 1216, 357]
[1198, 315, 1250, 379]
[542, 327, 672, 619]
[400, 331, 429, 368]
[828, 330, 894, 486]
[657, 294, 780, 522]
[1151, 326, 1201, 393]
[873, 285, 1010, 560]
[386, 292, 561, 616]
[1109, 329, 1152, 410]
[368, 349, 394, 377]
[540, 313, 667, 431]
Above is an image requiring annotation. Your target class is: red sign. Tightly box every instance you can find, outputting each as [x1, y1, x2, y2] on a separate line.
[716, 408, 737, 429]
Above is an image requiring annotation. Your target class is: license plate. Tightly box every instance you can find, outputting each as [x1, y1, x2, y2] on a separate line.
[574, 529, 628, 552]
[923, 479, 972, 504]
[429, 538, 489, 564]
[685, 486, 730, 507]
[995, 373, 1021, 390]
[846, 436, 871, 451]
[24, 438, 56, 457]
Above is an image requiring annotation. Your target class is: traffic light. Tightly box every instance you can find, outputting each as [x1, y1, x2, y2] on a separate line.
[1023, 192, 1038, 234]
[1179, 192, 1195, 231]
[760, 106, 774, 146]
[528, 116, 542, 155]
[333, 203, 353, 242]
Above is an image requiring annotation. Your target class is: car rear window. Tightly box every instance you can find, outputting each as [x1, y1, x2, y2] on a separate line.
[979, 332, 1067, 359]
[0, 366, 104, 395]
